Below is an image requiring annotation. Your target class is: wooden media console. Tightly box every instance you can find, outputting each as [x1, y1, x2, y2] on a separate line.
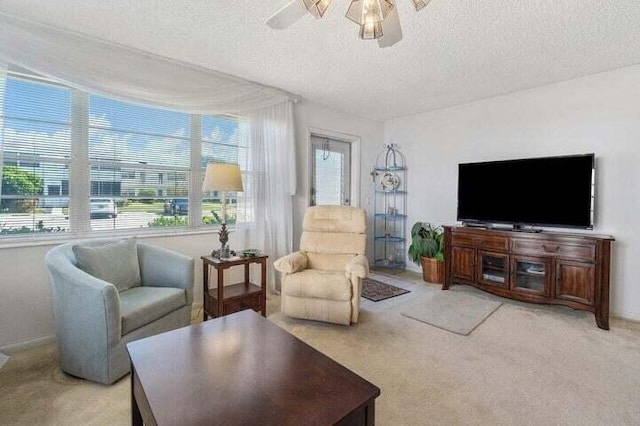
[443, 226, 614, 329]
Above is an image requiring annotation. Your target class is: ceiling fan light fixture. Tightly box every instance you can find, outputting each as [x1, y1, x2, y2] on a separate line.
[360, 20, 384, 39]
[302, 0, 333, 18]
[346, 0, 394, 26]
[412, 0, 431, 11]
[272, 0, 431, 44]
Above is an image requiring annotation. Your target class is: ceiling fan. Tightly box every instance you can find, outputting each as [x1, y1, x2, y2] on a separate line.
[266, 0, 433, 48]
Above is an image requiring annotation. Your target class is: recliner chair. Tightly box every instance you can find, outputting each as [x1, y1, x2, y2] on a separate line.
[45, 239, 194, 384]
[274, 206, 368, 325]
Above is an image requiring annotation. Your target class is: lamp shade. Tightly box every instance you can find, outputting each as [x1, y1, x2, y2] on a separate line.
[202, 163, 244, 192]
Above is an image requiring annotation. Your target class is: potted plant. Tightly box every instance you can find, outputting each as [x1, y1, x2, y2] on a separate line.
[408, 222, 445, 284]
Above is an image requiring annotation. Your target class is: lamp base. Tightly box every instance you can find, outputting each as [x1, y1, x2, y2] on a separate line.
[211, 247, 236, 259]
[218, 223, 229, 246]
[211, 223, 234, 259]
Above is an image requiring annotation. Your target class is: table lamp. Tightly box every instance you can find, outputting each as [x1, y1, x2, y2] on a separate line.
[202, 163, 244, 258]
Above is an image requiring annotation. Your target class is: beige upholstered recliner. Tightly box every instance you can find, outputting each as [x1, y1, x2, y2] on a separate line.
[274, 205, 368, 325]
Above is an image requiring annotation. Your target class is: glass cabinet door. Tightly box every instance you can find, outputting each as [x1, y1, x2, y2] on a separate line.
[477, 252, 509, 288]
[511, 256, 550, 296]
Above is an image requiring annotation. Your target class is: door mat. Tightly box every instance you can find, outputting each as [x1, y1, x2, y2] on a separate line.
[401, 291, 502, 335]
[362, 277, 410, 302]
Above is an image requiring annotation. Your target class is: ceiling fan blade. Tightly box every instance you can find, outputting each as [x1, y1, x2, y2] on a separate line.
[377, 7, 403, 48]
[266, 1, 308, 30]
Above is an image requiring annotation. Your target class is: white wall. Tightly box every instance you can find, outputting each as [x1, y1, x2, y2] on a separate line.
[0, 100, 384, 349]
[383, 65, 640, 320]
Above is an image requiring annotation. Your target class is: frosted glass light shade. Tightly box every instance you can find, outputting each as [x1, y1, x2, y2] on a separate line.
[360, 21, 384, 39]
[345, 0, 394, 26]
[202, 163, 244, 192]
[412, 0, 431, 11]
[302, 0, 333, 18]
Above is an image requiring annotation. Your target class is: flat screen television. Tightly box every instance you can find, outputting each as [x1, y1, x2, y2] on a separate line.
[457, 154, 595, 229]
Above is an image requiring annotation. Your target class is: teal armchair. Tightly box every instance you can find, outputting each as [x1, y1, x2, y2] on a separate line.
[45, 239, 194, 385]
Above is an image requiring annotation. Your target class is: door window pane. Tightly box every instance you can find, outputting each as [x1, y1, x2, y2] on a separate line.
[311, 137, 351, 206]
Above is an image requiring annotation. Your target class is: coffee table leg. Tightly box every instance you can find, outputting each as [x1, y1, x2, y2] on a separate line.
[203, 262, 209, 322]
[131, 366, 143, 426]
[365, 399, 375, 426]
[261, 259, 267, 317]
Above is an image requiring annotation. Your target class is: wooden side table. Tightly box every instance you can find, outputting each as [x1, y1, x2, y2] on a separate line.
[201, 255, 268, 320]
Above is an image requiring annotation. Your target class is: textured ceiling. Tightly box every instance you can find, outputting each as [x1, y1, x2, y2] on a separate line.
[1, 0, 640, 121]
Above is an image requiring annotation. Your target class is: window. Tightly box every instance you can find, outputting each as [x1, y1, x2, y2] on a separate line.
[0, 76, 71, 236]
[0, 70, 250, 240]
[201, 115, 249, 226]
[88, 94, 191, 230]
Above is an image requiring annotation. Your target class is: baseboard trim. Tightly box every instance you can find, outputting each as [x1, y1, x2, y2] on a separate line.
[405, 264, 421, 274]
[611, 310, 640, 322]
[0, 352, 10, 369]
[0, 335, 56, 354]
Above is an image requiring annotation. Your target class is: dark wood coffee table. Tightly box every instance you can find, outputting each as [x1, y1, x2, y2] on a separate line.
[126, 310, 380, 425]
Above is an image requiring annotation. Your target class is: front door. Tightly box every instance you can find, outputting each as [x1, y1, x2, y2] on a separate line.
[310, 136, 351, 206]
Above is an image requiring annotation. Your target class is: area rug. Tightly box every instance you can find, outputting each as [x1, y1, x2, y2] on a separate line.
[362, 277, 410, 302]
[401, 291, 502, 336]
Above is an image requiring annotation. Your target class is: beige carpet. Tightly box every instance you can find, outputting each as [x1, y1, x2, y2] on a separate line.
[401, 291, 502, 335]
[2, 271, 640, 425]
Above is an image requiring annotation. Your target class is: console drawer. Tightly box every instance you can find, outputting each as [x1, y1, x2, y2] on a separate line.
[451, 232, 509, 252]
[511, 238, 596, 261]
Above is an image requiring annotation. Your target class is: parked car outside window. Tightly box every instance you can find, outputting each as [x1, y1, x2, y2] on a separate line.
[164, 198, 189, 215]
[90, 198, 117, 219]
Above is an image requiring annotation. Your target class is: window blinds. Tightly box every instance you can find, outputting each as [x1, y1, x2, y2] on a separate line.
[85, 94, 192, 231]
[0, 75, 72, 236]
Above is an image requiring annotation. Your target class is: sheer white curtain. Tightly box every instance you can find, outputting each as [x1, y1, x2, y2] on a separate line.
[0, 12, 293, 113]
[236, 101, 296, 293]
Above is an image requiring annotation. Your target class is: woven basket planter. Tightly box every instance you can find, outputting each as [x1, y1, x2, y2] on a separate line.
[421, 256, 444, 284]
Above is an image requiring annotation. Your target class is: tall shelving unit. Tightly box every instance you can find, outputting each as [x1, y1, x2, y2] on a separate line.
[372, 144, 407, 270]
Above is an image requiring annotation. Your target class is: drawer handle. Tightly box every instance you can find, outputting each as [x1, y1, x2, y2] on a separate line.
[542, 244, 560, 252]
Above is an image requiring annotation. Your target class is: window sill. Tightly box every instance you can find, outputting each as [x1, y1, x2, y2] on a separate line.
[0, 226, 227, 250]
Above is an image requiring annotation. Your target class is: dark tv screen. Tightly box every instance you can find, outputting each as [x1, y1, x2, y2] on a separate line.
[457, 154, 594, 229]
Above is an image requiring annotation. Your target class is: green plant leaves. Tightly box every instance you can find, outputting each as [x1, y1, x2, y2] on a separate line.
[407, 221, 445, 265]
